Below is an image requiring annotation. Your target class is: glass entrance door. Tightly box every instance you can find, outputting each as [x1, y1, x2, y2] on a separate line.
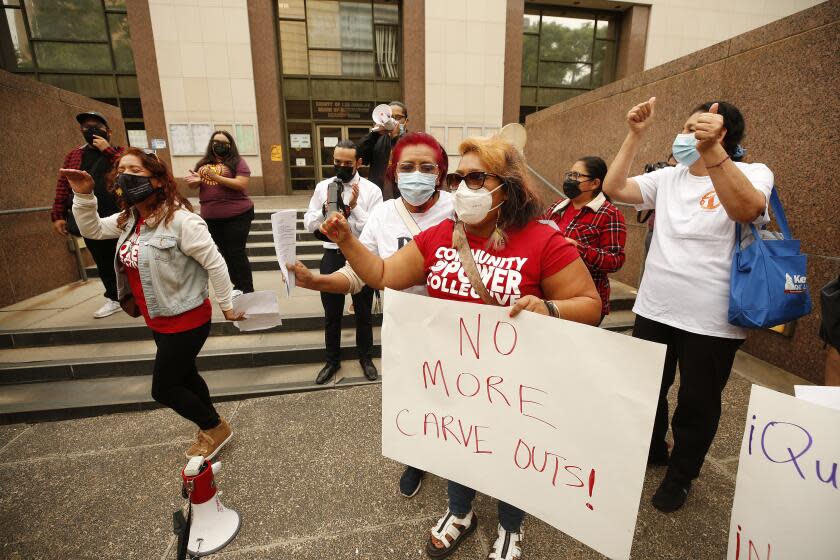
[315, 124, 374, 183]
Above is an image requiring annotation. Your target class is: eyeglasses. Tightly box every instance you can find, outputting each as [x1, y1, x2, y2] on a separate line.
[445, 171, 505, 190]
[397, 162, 438, 174]
[563, 171, 592, 182]
[212, 141, 231, 146]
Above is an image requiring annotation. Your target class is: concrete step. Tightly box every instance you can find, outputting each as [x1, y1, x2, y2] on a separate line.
[248, 230, 317, 243]
[254, 210, 306, 220]
[0, 327, 382, 385]
[0, 358, 381, 423]
[247, 241, 323, 257]
[0, 312, 382, 348]
[85, 253, 321, 277]
[251, 218, 304, 232]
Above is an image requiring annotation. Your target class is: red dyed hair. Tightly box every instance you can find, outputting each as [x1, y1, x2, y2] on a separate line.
[385, 131, 448, 186]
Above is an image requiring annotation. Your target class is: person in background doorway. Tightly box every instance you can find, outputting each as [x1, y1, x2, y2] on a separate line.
[186, 131, 254, 298]
[51, 111, 125, 319]
[64, 148, 244, 460]
[303, 139, 383, 385]
[544, 156, 626, 323]
[358, 101, 408, 200]
[604, 98, 774, 513]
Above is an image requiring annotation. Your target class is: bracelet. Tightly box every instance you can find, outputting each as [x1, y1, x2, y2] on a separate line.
[543, 299, 560, 318]
[706, 154, 730, 169]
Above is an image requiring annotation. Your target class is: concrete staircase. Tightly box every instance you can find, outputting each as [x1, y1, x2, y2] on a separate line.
[0, 209, 637, 422]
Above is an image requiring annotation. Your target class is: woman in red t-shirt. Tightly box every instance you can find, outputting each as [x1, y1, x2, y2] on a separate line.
[186, 130, 254, 297]
[319, 135, 601, 560]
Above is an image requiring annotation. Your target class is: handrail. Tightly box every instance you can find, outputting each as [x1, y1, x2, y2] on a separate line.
[0, 206, 51, 216]
[526, 164, 634, 208]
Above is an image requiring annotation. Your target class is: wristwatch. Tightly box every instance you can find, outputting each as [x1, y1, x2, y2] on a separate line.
[543, 299, 560, 318]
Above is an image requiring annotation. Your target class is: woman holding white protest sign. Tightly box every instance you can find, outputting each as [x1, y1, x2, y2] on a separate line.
[289, 131, 453, 500]
[603, 98, 774, 513]
[318, 134, 601, 560]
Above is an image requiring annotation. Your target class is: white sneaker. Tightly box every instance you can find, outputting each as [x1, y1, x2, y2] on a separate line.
[93, 299, 122, 319]
[488, 523, 523, 559]
[231, 289, 244, 299]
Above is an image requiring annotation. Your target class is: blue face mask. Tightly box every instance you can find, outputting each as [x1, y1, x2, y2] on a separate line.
[672, 133, 700, 166]
[397, 171, 437, 206]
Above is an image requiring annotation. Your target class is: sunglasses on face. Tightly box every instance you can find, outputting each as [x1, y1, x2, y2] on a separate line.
[445, 171, 505, 190]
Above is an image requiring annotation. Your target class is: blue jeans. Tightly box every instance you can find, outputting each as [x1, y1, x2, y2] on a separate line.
[448, 480, 524, 532]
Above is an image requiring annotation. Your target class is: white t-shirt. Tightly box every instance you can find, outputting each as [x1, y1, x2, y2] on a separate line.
[632, 162, 774, 339]
[359, 191, 454, 296]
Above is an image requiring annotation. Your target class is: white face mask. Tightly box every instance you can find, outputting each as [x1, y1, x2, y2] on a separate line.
[453, 180, 504, 225]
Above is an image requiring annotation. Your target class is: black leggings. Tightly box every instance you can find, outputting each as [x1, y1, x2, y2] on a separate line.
[206, 207, 254, 293]
[151, 322, 219, 430]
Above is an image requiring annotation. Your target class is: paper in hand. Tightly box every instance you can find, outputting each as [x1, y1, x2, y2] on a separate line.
[271, 210, 297, 297]
[232, 290, 282, 332]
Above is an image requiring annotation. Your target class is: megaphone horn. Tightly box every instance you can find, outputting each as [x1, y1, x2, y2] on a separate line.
[181, 456, 240, 557]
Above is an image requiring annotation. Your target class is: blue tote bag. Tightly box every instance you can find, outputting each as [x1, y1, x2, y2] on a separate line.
[729, 187, 811, 328]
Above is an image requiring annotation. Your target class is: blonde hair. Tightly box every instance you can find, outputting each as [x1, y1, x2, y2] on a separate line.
[457, 135, 541, 249]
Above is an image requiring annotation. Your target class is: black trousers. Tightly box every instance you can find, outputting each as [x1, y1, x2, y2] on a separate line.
[85, 236, 118, 301]
[206, 207, 254, 293]
[320, 249, 374, 365]
[151, 321, 219, 431]
[633, 315, 743, 484]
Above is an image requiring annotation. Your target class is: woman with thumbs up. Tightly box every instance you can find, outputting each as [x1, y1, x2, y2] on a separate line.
[603, 99, 774, 513]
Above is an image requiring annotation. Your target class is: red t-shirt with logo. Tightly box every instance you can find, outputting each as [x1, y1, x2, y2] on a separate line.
[413, 219, 579, 305]
[119, 219, 211, 333]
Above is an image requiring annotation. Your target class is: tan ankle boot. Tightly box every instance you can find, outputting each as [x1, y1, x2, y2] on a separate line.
[201, 417, 233, 460]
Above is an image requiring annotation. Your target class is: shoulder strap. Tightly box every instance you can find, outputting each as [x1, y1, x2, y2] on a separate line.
[768, 186, 791, 239]
[452, 221, 499, 306]
[395, 198, 422, 237]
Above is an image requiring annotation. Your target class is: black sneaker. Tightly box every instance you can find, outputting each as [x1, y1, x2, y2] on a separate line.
[652, 477, 691, 513]
[399, 465, 424, 497]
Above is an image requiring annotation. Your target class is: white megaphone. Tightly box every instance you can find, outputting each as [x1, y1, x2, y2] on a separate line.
[372, 103, 397, 131]
[498, 123, 527, 155]
[181, 456, 240, 557]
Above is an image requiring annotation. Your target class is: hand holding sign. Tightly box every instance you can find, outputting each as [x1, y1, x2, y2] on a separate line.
[695, 102, 725, 153]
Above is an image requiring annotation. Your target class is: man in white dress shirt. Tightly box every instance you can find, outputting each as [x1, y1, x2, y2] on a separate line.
[303, 140, 383, 384]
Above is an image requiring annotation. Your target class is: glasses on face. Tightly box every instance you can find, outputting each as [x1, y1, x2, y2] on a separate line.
[212, 141, 231, 146]
[563, 171, 592, 182]
[445, 171, 505, 191]
[392, 114, 407, 122]
[397, 162, 438, 174]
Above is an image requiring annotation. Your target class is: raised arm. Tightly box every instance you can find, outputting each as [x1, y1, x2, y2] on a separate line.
[695, 104, 766, 223]
[603, 97, 656, 205]
[320, 212, 426, 290]
[63, 169, 123, 240]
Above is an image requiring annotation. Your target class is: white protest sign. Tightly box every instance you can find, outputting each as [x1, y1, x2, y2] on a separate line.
[794, 385, 840, 411]
[381, 289, 665, 560]
[271, 210, 297, 297]
[727, 385, 840, 560]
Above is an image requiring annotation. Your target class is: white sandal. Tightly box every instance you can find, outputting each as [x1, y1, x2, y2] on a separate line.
[426, 509, 478, 558]
[488, 523, 524, 559]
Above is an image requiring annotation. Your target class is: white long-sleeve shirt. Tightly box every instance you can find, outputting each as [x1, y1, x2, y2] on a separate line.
[303, 172, 383, 249]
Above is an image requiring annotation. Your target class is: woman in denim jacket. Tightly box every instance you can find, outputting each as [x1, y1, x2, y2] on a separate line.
[62, 148, 244, 461]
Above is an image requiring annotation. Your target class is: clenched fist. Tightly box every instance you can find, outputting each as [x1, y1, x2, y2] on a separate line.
[627, 97, 656, 135]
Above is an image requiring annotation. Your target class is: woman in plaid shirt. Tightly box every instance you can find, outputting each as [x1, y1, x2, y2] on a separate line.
[544, 156, 626, 322]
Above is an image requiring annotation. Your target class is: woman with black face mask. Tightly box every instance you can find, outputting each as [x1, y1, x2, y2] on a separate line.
[186, 130, 254, 297]
[543, 156, 626, 324]
[62, 148, 245, 461]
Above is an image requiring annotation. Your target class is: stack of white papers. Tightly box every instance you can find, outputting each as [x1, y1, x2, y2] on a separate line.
[271, 210, 297, 297]
[232, 291, 283, 332]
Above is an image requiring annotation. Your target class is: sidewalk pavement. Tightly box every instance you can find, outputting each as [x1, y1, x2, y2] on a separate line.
[0, 351, 805, 559]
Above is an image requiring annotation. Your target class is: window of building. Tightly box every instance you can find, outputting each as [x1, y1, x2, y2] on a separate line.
[277, 0, 402, 189]
[0, 0, 144, 144]
[520, 5, 619, 122]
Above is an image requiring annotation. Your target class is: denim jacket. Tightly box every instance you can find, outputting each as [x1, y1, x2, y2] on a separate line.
[72, 192, 233, 318]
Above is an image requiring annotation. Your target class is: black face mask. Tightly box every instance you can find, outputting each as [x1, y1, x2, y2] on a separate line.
[212, 142, 230, 157]
[115, 173, 156, 205]
[83, 127, 109, 145]
[562, 179, 585, 199]
[335, 165, 355, 183]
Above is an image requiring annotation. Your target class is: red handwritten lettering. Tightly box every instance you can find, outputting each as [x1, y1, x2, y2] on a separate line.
[459, 315, 481, 359]
[456, 372, 481, 397]
[493, 321, 517, 355]
[423, 412, 440, 438]
[519, 385, 557, 430]
[396, 408, 415, 436]
[486, 375, 511, 407]
[422, 360, 449, 397]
